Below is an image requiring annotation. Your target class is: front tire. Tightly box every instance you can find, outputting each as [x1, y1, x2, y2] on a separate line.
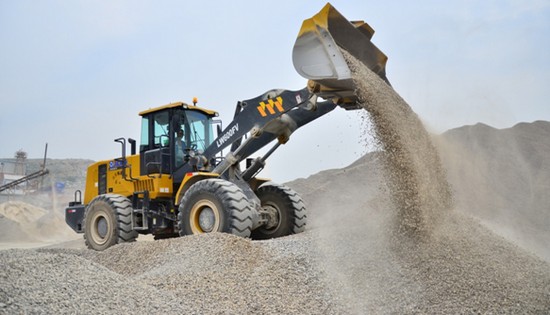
[83, 194, 138, 251]
[178, 179, 253, 237]
[251, 182, 307, 240]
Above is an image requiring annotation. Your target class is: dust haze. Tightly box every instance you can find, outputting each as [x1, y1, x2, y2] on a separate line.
[436, 121, 550, 261]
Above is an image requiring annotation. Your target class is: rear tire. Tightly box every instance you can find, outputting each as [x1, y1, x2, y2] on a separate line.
[251, 182, 307, 240]
[178, 179, 253, 237]
[83, 194, 138, 251]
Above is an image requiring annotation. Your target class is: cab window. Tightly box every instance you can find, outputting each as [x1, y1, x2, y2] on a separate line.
[185, 110, 214, 152]
[153, 111, 170, 147]
[139, 110, 170, 152]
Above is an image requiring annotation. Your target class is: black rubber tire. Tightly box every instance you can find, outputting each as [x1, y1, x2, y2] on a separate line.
[178, 179, 253, 237]
[251, 182, 307, 240]
[83, 194, 138, 251]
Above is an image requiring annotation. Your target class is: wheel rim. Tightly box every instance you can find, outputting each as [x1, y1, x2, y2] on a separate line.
[190, 200, 220, 233]
[262, 202, 281, 231]
[90, 212, 111, 245]
[97, 217, 108, 237]
[199, 208, 215, 232]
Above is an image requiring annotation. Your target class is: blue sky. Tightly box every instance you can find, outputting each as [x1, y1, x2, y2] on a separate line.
[1, 1, 549, 182]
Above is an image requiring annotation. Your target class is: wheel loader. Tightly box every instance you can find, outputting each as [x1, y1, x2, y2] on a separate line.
[65, 3, 390, 250]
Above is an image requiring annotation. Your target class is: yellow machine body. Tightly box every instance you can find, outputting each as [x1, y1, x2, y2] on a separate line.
[83, 155, 175, 205]
[65, 3, 392, 251]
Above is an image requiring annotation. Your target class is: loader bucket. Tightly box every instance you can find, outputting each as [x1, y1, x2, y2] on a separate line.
[292, 3, 390, 107]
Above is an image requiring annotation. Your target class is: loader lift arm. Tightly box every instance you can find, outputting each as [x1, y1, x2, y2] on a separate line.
[193, 87, 338, 182]
[189, 3, 391, 185]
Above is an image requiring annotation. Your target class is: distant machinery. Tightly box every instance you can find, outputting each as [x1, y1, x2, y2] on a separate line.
[0, 144, 49, 194]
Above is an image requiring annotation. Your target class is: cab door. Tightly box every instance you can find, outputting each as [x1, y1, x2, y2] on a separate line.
[140, 110, 172, 176]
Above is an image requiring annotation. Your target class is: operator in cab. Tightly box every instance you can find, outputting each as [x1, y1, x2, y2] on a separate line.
[175, 128, 186, 166]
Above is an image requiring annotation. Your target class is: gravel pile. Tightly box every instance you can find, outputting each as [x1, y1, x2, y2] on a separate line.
[305, 52, 550, 313]
[308, 195, 550, 313]
[0, 248, 178, 314]
[0, 201, 75, 244]
[0, 233, 343, 314]
[436, 121, 550, 261]
[0, 214, 28, 242]
[1, 209, 549, 314]
[83, 233, 339, 314]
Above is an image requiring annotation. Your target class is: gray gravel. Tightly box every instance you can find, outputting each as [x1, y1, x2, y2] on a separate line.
[0, 233, 344, 314]
[309, 202, 550, 314]
[1, 210, 549, 314]
[0, 247, 180, 314]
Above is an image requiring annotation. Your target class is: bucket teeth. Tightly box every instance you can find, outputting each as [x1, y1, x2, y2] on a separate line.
[351, 21, 374, 40]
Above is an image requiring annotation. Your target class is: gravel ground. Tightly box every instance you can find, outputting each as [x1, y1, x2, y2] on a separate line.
[1, 209, 549, 314]
[0, 233, 343, 314]
[309, 200, 550, 314]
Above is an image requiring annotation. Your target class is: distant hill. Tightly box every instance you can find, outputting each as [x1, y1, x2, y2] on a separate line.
[435, 120, 550, 260]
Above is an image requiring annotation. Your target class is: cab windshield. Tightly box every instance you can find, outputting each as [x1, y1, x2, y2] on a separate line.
[180, 110, 215, 152]
[172, 109, 215, 167]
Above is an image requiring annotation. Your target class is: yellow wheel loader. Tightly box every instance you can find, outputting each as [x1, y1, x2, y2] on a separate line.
[65, 3, 390, 250]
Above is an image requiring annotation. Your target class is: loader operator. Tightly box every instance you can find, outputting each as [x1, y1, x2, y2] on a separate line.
[175, 128, 186, 166]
